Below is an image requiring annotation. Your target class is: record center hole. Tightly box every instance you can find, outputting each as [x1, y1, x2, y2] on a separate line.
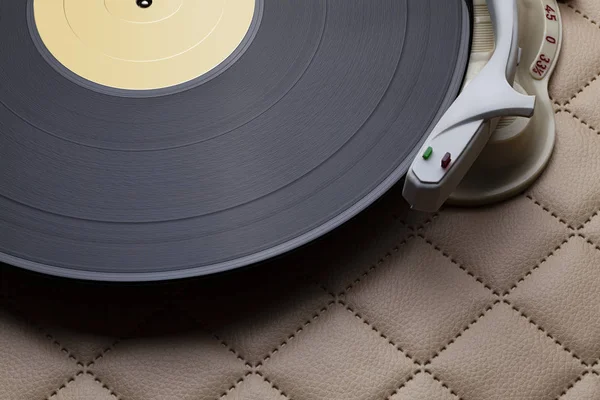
[137, 0, 152, 8]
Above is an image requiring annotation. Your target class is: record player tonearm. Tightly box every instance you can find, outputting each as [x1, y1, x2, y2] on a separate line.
[403, 0, 562, 212]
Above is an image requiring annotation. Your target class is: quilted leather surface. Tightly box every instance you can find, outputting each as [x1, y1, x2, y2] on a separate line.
[0, 1, 598, 398]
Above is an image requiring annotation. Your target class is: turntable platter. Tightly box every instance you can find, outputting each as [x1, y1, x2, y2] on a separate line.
[0, 0, 471, 280]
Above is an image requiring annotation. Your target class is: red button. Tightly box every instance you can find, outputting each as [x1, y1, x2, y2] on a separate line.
[441, 152, 451, 169]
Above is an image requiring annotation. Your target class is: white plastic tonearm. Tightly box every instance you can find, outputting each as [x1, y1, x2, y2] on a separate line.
[402, 0, 536, 212]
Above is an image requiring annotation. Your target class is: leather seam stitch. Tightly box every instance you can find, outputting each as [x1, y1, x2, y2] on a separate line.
[417, 233, 500, 296]
[504, 234, 574, 295]
[340, 213, 438, 296]
[256, 301, 334, 367]
[44, 333, 85, 368]
[561, 6, 600, 106]
[217, 372, 252, 399]
[423, 370, 462, 400]
[561, 108, 600, 138]
[525, 194, 575, 230]
[556, 370, 590, 400]
[576, 232, 600, 262]
[567, 4, 599, 28]
[383, 372, 419, 400]
[86, 304, 170, 368]
[87, 340, 120, 368]
[86, 372, 119, 399]
[578, 232, 600, 247]
[214, 335, 253, 368]
[563, 70, 600, 106]
[341, 235, 415, 296]
[425, 300, 501, 365]
[46, 371, 84, 400]
[505, 300, 588, 366]
[0, 299, 86, 368]
[401, 213, 439, 233]
[256, 372, 291, 400]
[314, 281, 337, 299]
[340, 300, 419, 364]
[579, 210, 599, 231]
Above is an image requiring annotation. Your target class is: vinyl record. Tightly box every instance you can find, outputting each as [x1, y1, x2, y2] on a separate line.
[0, 0, 471, 281]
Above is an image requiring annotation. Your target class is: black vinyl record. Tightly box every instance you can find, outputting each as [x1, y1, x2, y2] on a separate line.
[0, 0, 472, 281]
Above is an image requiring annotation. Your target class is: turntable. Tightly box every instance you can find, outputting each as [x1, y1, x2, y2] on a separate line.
[0, 0, 562, 280]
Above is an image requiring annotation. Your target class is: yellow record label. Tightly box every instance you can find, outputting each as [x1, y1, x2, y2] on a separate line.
[33, 0, 256, 90]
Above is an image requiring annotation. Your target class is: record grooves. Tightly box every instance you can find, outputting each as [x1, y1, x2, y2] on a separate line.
[0, 0, 472, 281]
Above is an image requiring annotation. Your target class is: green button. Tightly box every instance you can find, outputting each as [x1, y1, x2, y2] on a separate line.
[422, 146, 433, 160]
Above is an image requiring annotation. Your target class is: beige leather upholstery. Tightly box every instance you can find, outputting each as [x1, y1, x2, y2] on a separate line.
[0, 1, 598, 398]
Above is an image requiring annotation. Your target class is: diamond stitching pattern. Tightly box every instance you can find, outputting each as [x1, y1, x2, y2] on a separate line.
[389, 372, 457, 400]
[508, 236, 600, 364]
[421, 197, 571, 293]
[528, 112, 600, 228]
[49, 372, 119, 400]
[560, 372, 600, 400]
[89, 327, 249, 400]
[344, 235, 497, 363]
[221, 374, 287, 400]
[429, 302, 585, 400]
[551, 3, 600, 105]
[260, 304, 417, 400]
[0, 2, 598, 400]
